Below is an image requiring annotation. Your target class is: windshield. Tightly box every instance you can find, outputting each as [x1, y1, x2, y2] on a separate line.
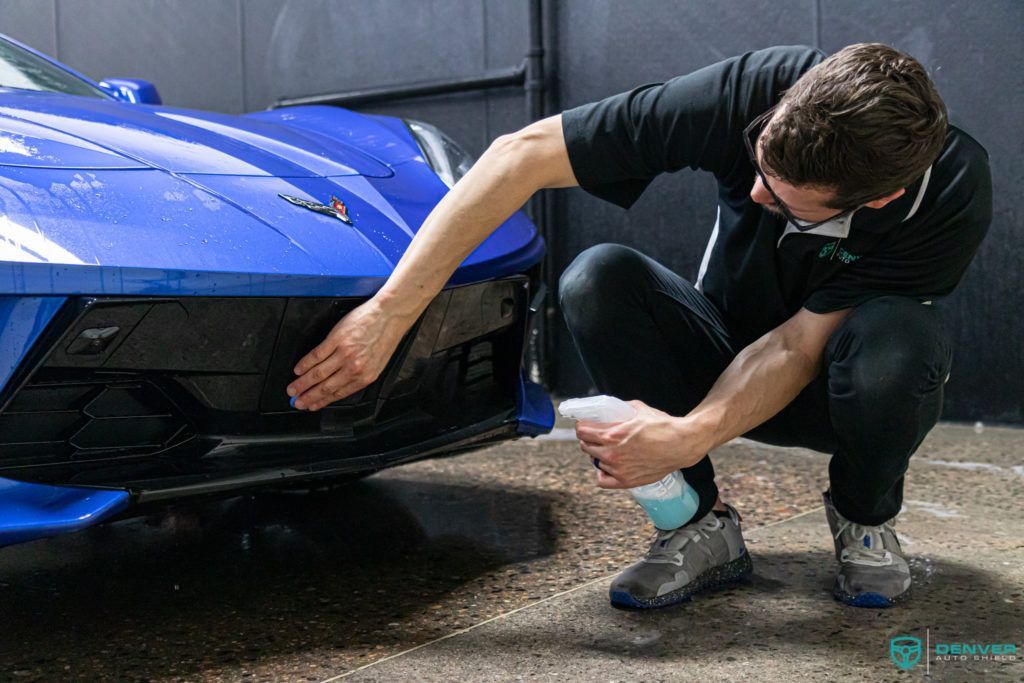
[0, 38, 107, 98]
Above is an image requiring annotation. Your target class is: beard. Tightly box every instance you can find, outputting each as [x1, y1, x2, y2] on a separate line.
[761, 203, 786, 218]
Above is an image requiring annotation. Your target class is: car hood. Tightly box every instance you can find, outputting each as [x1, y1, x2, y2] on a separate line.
[0, 94, 543, 297]
[0, 90, 392, 177]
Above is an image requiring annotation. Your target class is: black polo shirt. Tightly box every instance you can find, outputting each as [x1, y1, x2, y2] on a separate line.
[560, 45, 992, 345]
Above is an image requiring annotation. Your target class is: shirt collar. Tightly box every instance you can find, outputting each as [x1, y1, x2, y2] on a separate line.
[777, 211, 855, 247]
[848, 166, 932, 234]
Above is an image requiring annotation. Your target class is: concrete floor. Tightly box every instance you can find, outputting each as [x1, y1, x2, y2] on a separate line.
[0, 423, 1021, 681]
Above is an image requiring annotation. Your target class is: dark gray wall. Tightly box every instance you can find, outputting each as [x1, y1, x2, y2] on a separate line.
[2, 0, 1021, 423]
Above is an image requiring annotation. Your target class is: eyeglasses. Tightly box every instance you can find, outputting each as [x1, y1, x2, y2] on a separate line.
[743, 108, 859, 231]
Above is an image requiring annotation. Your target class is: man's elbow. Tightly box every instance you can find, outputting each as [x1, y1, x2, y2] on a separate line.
[766, 334, 822, 377]
[487, 117, 578, 189]
[780, 307, 852, 373]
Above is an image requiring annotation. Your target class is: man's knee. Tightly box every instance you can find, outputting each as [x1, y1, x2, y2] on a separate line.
[827, 296, 952, 405]
[558, 243, 648, 317]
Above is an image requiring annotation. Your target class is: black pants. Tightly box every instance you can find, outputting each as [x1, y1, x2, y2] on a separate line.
[558, 244, 953, 527]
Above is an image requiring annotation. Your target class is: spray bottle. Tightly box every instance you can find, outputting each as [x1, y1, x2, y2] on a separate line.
[558, 395, 700, 530]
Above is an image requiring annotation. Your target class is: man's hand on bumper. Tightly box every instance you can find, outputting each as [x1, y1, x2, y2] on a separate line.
[575, 399, 707, 489]
[286, 297, 409, 411]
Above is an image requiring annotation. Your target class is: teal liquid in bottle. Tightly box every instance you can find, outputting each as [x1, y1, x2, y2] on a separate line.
[632, 476, 700, 530]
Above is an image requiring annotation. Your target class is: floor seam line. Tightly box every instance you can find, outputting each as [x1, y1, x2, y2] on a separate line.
[318, 505, 826, 681]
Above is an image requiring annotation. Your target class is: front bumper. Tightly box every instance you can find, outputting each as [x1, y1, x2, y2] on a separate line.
[0, 276, 553, 545]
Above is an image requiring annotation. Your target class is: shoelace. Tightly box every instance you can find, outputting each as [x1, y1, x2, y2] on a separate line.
[834, 519, 897, 567]
[644, 516, 725, 565]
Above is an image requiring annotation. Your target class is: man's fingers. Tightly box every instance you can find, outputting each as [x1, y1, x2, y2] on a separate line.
[292, 340, 334, 377]
[596, 468, 628, 489]
[288, 349, 348, 399]
[579, 441, 621, 477]
[577, 439, 605, 460]
[296, 378, 344, 411]
[575, 421, 610, 445]
[579, 440, 617, 465]
[578, 439, 629, 488]
[302, 375, 371, 411]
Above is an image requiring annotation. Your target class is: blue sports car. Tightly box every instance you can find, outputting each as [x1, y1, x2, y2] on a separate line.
[0, 34, 553, 547]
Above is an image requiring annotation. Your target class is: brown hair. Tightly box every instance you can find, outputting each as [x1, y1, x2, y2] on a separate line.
[759, 43, 947, 209]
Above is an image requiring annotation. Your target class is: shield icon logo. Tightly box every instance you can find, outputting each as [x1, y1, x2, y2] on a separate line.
[890, 635, 922, 670]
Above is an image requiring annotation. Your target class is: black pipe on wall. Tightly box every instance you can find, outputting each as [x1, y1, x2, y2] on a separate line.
[273, 63, 527, 109]
[524, 0, 556, 387]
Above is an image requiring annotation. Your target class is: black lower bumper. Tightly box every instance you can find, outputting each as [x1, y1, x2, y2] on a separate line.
[0, 277, 533, 495]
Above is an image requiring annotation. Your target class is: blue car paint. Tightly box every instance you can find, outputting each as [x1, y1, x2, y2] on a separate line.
[0, 93, 543, 296]
[0, 477, 130, 547]
[515, 372, 556, 436]
[0, 92, 393, 177]
[247, 107, 425, 167]
[0, 34, 554, 546]
[0, 296, 66, 393]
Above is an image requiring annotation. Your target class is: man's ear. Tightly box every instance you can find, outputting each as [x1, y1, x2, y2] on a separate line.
[864, 187, 906, 209]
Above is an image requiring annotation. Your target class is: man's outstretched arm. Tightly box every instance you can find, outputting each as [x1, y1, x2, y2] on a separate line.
[287, 115, 578, 411]
[576, 306, 850, 488]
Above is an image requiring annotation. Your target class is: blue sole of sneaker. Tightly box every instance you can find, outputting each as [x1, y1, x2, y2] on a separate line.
[833, 587, 909, 608]
[609, 551, 754, 610]
[837, 591, 893, 608]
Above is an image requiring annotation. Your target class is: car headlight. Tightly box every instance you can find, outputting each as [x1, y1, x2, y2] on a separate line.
[404, 119, 476, 188]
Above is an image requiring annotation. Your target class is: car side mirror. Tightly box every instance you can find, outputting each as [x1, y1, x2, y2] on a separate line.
[98, 78, 162, 105]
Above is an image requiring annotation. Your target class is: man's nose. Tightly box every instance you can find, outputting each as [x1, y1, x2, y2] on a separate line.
[750, 176, 773, 206]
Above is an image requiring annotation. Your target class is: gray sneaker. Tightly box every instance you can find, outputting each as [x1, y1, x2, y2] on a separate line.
[823, 489, 911, 607]
[609, 503, 753, 609]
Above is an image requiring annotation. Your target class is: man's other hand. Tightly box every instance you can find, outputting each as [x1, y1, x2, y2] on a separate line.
[287, 297, 410, 411]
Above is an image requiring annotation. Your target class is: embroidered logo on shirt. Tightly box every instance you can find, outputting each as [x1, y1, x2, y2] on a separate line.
[818, 242, 861, 264]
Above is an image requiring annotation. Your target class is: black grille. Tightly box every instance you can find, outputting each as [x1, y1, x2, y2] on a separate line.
[0, 381, 191, 468]
[0, 277, 529, 488]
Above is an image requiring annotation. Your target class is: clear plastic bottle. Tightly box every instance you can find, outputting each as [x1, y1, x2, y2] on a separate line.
[558, 395, 700, 530]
